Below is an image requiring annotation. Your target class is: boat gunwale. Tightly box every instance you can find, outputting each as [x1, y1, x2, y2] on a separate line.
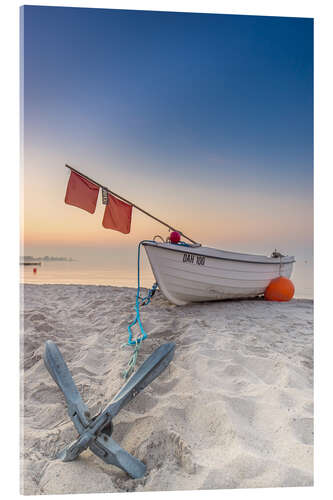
[143, 241, 296, 265]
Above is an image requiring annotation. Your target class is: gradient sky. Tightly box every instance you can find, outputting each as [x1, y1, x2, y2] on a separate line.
[22, 6, 313, 262]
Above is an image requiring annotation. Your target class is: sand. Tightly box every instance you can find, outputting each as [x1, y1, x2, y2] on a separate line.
[21, 284, 313, 495]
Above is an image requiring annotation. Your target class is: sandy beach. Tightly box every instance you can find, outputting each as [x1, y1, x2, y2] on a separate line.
[21, 284, 313, 495]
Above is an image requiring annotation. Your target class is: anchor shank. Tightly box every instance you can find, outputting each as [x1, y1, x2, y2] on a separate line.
[105, 343, 175, 418]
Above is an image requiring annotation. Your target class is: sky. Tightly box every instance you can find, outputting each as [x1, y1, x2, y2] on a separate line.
[22, 6, 313, 263]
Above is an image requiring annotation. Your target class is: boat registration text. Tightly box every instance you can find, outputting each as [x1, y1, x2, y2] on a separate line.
[183, 253, 205, 265]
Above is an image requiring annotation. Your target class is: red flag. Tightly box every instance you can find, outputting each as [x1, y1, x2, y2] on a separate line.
[65, 170, 99, 214]
[102, 193, 132, 234]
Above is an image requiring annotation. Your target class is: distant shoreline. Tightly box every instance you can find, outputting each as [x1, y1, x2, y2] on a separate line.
[21, 256, 76, 262]
[20, 262, 42, 266]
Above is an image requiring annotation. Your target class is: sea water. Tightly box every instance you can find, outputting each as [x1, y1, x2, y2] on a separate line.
[21, 255, 313, 299]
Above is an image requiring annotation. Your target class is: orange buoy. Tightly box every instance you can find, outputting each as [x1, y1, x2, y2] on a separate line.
[264, 276, 295, 302]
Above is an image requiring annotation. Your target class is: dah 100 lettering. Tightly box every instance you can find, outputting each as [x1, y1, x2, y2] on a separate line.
[183, 253, 205, 266]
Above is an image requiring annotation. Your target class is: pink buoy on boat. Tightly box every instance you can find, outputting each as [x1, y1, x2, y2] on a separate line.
[170, 231, 181, 244]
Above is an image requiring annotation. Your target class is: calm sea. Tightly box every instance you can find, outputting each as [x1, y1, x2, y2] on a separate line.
[21, 256, 313, 299]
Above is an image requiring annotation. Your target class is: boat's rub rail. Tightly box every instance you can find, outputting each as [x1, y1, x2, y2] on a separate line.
[143, 241, 296, 265]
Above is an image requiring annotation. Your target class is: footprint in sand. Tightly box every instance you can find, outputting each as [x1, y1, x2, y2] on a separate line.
[291, 417, 313, 445]
[136, 429, 196, 474]
[35, 323, 54, 333]
[125, 392, 159, 414]
[149, 377, 179, 395]
[30, 383, 61, 405]
[30, 313, 47, 322]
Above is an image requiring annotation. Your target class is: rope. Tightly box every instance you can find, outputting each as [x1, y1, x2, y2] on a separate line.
[122, 241, 158, 378]
[122, 339, 141, 379]
[121, 237, 195, 378]
[153, 235, 165, 242]
[176, 241, 192, 247]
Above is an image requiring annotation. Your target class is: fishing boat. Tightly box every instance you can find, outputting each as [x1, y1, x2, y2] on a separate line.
[64, 165, 296, 305]
[143, 241, 295, 305]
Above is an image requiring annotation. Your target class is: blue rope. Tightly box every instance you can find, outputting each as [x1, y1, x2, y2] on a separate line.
[176, 241, 191, 247]
[127, 241, 158, 345]
[122, 237, 189, 377]
[122, 241, 157, 378]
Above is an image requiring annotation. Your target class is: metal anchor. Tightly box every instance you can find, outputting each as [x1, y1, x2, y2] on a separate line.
[43, 340, 175, 478]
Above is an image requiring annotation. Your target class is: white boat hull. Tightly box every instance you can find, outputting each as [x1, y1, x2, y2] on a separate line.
[143, 242, 295, 305]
